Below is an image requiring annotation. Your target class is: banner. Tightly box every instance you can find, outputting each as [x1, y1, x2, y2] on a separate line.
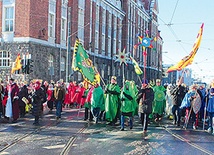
[167, 23, 204, 73]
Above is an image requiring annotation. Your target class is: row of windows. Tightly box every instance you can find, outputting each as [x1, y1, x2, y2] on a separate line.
[0, 50, 66, 72]
[2, 2, 67, 43]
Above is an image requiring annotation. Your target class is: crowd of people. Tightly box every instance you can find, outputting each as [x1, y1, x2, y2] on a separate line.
[0, 76, 214, 136]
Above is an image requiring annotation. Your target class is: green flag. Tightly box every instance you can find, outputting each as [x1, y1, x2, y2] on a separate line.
[72, 39, 99, 85]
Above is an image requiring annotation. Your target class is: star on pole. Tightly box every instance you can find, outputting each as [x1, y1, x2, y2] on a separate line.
[115, 47, 130, 66]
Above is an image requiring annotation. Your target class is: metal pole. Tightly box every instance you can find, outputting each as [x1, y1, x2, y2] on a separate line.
[66, 7, 71, 84]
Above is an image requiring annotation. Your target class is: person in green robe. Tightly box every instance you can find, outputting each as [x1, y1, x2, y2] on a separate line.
[105, 76, 121, 125]
[130, 80, 139, 116]
[152, 79, 166, 122]
[91, 83, 104, 124]
[120, 80, 137, 131]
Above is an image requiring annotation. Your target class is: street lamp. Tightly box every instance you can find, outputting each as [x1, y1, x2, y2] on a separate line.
[66, 35, 72, 84]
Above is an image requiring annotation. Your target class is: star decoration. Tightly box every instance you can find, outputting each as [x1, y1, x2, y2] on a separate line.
[115, 48, 130, 66]
[134, 31, 157, 50]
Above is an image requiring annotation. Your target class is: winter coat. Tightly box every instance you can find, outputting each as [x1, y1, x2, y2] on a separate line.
[54, 86, 65, 101]
[137, 87, 154, 114]
[171, 85, 186, 106]
[207, 93, 214, 113]
[31, 88, 45, 116]
[18, 85, 29, 107]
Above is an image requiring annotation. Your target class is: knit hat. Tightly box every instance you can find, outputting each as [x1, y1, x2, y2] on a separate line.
[142, 79, 148, 84]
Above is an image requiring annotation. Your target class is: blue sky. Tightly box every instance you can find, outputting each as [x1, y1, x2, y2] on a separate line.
[158, 0, 214, 83]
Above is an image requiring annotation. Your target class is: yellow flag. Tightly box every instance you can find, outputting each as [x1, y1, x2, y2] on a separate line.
[130, 56, 143, 75]
[167, 23, 204, 73]
[11, 54, 22, 74]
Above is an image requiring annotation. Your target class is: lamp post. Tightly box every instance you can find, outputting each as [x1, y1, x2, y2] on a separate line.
[66, 7, 71, 84]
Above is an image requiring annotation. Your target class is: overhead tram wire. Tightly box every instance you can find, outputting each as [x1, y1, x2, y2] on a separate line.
[169, 0, 180, 25]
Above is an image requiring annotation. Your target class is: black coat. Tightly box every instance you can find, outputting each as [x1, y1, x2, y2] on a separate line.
[31, 88, 44, 116]
[137, 87, 154, 114]
[18, 85, 29, 107]
[171, 85, 186, 106]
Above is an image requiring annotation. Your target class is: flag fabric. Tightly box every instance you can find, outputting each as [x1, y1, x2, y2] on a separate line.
[11, 53, 22, 74]
[130, 55, 143, 75]
[167, 23, 204, 73]
[72, 39, 100, 85]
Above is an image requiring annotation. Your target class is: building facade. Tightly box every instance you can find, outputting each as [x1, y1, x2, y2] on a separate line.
[0, 0, 162, 86]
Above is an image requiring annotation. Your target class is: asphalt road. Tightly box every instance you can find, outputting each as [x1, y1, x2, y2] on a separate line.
[0, 108, 214, 155]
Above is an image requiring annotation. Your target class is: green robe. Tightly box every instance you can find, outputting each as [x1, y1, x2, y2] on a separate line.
[105, 83, 120, 122]
[91, 86, 104, 109]
[120, 81, 138, 114]
[152, 85, 166, 115]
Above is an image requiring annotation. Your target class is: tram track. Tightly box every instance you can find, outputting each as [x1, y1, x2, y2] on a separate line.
[0, 109, 87, 154]
[160, 123, 214, 155]
[60, 127, 86, 155]
[0, 119, 56, 153]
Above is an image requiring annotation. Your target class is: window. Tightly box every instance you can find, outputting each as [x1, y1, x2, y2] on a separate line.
[78, 8, 84, 40]
[108, 37, 111, 57]
[49, 54, 54, 67]
[60, 56, 66, 71]
[0, 50, 10, 67]
[61, 18, 66, 41]
[4, 7, 14, 32]
[48, 0, 56, 41]
[95, 31, 99, 53]
[49, 14, 54, 38]
[78, 0, 85, 9]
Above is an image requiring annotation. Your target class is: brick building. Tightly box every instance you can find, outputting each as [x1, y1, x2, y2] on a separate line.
[0, 0, 162, 86]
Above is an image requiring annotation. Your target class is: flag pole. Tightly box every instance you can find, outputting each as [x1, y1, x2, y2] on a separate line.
[94, 67, 106, 87]
[143, 47, 147, 83]
[177, 69, 185, 85]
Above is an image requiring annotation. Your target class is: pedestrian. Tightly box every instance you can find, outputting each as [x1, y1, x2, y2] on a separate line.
[120, 80, 137, 131]
[180, 84, 201, 129]
[84, 84, 94, 121]
[71, 81, 79, 108]
[171, 81, 187, 126]
[105, 76, 121, 126]
[47, 83, 55, 111]
[207, 87, 214, 134]
[0, 80, 4, 118]
[64, 82, 73, 108]
[152, 79, 166, 122]
[91, 83, 104, 124]
[198, 85, 207, 121]
[31, 81, 44, 125]
[18, 83, 29, 117]
[54, 81, 65, 120]
[165, 84, 174, 119]
[76, 82, 86, 108]
[5, 78, 20, 123]
[137, 79, 154, 134]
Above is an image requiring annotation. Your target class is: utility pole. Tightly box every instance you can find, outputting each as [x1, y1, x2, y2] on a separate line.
[66, 7, 71, 84]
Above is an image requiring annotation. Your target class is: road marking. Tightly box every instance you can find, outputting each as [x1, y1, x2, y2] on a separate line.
[43, 144, 65, 149]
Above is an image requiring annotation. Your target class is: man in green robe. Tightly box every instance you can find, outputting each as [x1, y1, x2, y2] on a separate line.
[105, 76, 121, 125]
[152, 79, 166, 122]
[120, 80, 137, 131]
[91, 83, 104, 124]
